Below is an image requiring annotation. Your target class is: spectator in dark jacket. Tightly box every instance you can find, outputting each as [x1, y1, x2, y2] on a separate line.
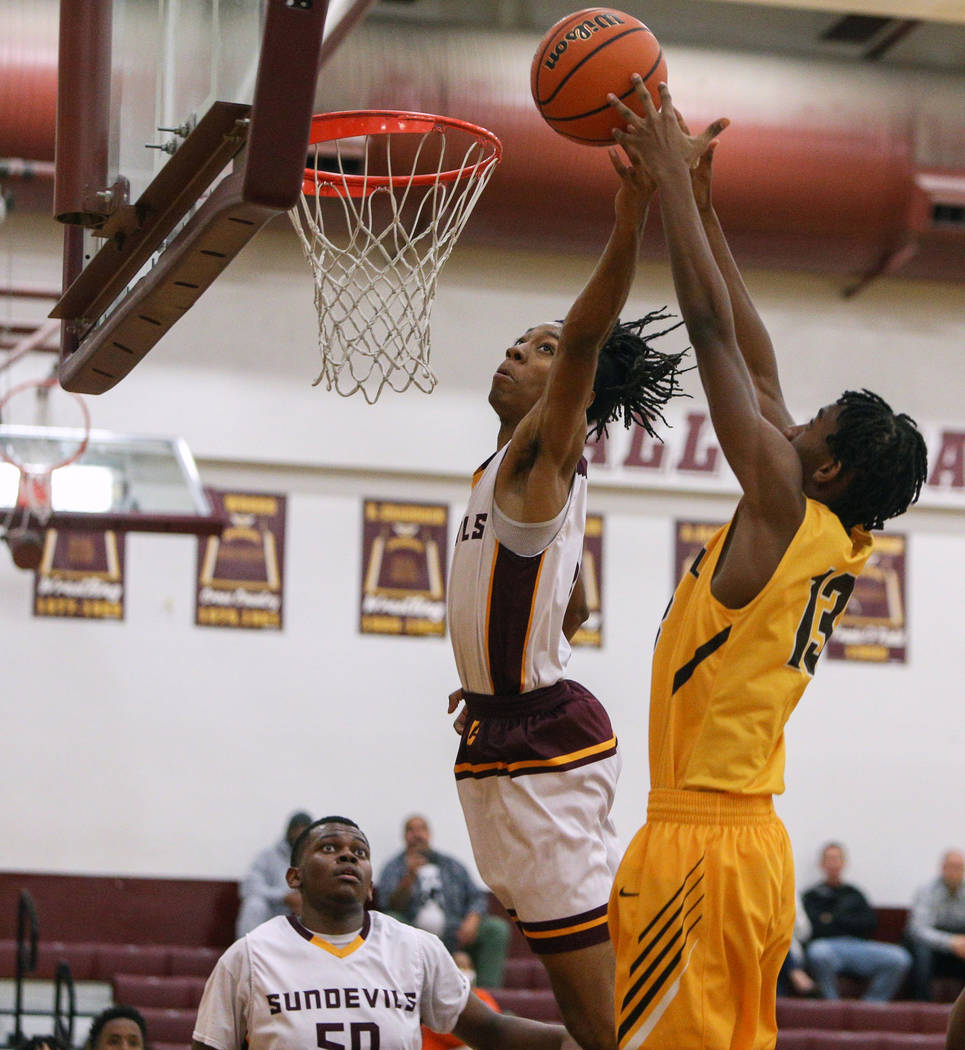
[802, 842, 911, 1001]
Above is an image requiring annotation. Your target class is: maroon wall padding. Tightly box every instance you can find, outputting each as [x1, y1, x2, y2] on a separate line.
[0, 872, 238, 947]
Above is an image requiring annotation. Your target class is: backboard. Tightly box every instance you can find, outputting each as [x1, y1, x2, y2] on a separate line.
[52, 0, 377, 394]
[0, 426, 223, 535]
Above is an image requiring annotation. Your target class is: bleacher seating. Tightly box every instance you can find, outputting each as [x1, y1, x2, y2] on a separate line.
[0, 939, 222, 982]
[2, 876, 960, 1050]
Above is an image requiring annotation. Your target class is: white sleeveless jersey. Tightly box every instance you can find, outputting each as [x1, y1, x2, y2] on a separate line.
[448, 446, 588, 695]
[193, 913, 470, 1050]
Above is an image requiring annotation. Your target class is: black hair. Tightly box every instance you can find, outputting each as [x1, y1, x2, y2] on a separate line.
[825, 389, 928, 532]
[86, 1006, 147, 1050]
[286, 811, 313, 838]
[290, 815, 366, 866]
[21, 1037, 68, 1050]
[586, 308, 689, 442]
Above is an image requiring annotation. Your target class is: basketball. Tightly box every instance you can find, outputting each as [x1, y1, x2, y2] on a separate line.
[531, 8, 667, 147]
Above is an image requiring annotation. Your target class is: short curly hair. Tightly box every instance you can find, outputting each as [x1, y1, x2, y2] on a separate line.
[86, 1006, 147, 1050]
[290, 815, 366, 866]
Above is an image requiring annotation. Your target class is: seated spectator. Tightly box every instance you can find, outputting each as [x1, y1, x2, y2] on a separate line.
[85, 1006, 148, 1050]
[802, 841, 911, 1001]
[236, 810, 312, 937]
[777, 901, 816, 997]
[378, 814, 510, 988]
[906, 848, 965, 1001]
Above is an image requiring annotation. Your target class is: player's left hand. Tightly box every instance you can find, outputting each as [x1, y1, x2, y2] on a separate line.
[449, 687, 467, 735]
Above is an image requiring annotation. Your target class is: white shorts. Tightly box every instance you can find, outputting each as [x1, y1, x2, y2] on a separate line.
[454, 679, 621, 954]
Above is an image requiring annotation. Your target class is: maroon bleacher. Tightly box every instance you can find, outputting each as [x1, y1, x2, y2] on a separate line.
[0, 939, 223, 982]
[112, 975, 207, 1010]
[137, 1007, 197, 1045]
[777, 998, 952, 1035]
[778, 1035, 946, 1050]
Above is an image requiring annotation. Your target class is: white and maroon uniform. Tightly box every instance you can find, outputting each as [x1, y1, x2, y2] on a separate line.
[448, 446, 621, 954]
[193, 912, 469, 1050]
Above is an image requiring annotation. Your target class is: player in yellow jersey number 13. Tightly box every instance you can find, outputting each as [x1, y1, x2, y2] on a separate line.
[606, 80, 928, 1050]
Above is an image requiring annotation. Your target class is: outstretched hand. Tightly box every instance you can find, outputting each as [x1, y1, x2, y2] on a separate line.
[607, 138, 656, 227]
[608, 78, 728, 189]
[675, 109, 717, 212]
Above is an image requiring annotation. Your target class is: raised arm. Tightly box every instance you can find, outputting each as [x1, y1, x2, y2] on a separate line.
[610, 83, 802, 527]
[499, 88, 727, 522]
[687, 137, 792, 430]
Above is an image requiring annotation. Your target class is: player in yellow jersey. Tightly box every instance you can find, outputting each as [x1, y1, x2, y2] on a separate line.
[603, 80, 928, 1050]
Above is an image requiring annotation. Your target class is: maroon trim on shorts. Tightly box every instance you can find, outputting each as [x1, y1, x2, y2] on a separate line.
[517, 903, 611, 955]
[454, 680, 617, 780]
[486, 544, 545, 695]
[454, 739, 618, 781]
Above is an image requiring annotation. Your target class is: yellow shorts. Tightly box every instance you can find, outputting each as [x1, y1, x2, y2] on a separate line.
[609, 789, 794, 1050]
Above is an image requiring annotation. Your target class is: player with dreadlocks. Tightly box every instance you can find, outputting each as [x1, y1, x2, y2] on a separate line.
[604, 82, 928, 1050]
[445, 108, 728, 1050]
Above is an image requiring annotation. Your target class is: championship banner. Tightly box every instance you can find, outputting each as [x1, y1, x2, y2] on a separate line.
[674, 520, 723, 589]
[196, 490, 286, 630]
[360, 499, 447, 638]
[826, 532, 908, 664]
[572, 513, 604, 648]
[32, 528, 125, 620]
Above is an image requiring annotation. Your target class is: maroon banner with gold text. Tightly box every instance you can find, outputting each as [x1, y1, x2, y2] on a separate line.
[826, 532, 908, 664]
[196, 490, 286, 630]
[33, 528, 125, 620]
[572, 513, 604, 648]
[360, 499, 448, 638]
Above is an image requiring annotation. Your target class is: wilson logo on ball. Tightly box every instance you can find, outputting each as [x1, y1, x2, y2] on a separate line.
[531, 7, 667, 147]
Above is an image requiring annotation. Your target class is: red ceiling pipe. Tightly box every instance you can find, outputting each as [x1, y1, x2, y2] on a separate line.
[53, 0, 113, 227]
[0, 2, 58, 162]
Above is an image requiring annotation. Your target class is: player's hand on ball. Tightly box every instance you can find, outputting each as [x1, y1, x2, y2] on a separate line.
[609, 80, 728, 181]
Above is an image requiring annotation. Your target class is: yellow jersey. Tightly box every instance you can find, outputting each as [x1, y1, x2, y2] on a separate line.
[650, 499, 873, 795]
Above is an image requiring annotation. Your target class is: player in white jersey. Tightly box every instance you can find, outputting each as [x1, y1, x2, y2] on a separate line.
[447, 96, 728, 1050]
[192, 817, 579, 1050]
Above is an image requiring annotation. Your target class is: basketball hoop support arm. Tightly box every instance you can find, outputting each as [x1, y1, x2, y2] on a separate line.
[54, 0, 332, 394]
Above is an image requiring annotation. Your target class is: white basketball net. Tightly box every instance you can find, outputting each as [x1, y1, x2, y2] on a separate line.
[290, 116, 501, 403]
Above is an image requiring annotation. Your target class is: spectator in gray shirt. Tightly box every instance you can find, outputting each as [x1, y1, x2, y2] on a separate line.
[236, 810, 312, 937]
[906, 849, 965, 1001]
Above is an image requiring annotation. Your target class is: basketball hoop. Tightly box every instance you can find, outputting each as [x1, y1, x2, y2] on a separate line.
[290, 110, 502, 403]
[0, 376, 91, 570]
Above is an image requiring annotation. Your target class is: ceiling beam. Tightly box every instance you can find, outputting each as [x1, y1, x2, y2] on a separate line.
[695, 0, 965, 25]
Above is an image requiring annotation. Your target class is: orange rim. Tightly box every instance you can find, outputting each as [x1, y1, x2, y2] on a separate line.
[301, 109, 502, 198]
[0, 376, 91, 472]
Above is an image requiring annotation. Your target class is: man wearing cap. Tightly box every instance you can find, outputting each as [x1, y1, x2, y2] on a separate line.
[235, 811, 312, 937]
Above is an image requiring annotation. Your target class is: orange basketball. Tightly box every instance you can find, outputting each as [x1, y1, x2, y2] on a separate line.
[531, 8, 667, 147]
